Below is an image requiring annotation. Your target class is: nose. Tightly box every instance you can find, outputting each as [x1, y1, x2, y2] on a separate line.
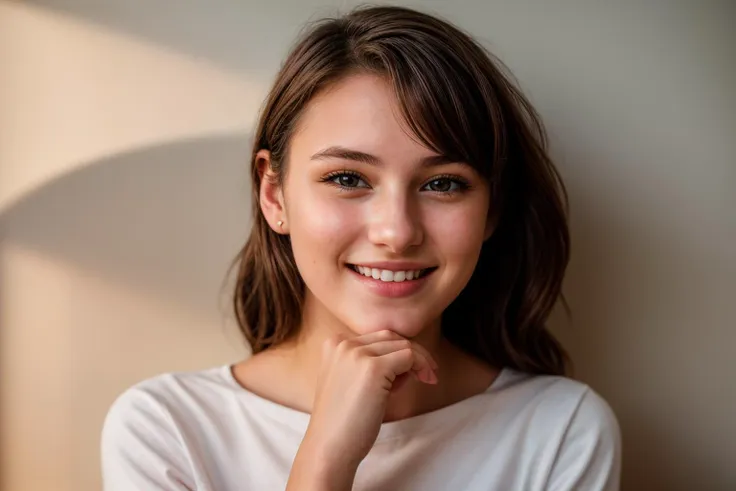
[367, 188, 424, 254]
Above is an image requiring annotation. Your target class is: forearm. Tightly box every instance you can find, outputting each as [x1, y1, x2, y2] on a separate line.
[286, 437, 359, 491]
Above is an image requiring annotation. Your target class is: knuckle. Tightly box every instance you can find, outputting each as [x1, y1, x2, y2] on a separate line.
[400, 348, 414, 361]
[395, 348, 414, 366]
[323, 336, 340, 349]
[398, 339, 412, 351]
[378, 329, 396, 340]
[336, 339, 355, 355]
[321, 337, 341, 359]
[348, 345, 365, 361]
[364, 358, 384, 378]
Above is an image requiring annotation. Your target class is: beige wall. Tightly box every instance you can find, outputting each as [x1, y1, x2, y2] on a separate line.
[1, 1, 733, 490]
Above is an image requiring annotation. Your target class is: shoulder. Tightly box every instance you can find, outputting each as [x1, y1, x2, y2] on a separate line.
[103, 365, 234, 428]
[100, 366, 236, 490]
[494, 369, 618, 429]
[493, 370, 621, 489]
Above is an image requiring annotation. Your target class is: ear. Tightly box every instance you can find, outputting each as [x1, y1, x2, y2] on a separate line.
[256, 149, 289, 234]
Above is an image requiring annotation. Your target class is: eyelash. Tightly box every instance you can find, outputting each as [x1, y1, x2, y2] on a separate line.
[319, 170, 472, 195]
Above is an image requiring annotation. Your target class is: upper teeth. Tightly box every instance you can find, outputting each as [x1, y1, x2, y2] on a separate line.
[354, 266, 424, 282]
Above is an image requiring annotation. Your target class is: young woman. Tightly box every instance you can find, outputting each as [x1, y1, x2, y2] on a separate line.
[102, 6, 621, 490]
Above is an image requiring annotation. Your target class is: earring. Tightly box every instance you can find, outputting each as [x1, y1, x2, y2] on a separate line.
[277, 220, 284, 228]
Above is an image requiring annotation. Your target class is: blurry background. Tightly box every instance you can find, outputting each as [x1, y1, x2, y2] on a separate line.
[0, 1, 733, 490]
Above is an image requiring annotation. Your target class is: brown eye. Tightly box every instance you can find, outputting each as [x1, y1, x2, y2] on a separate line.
[421, 176, 470, 194]
[322, 172, 369, 189]
[426, 178, 453, 192]
[336, 174, 362, 187]
[430, 179, 451, 192]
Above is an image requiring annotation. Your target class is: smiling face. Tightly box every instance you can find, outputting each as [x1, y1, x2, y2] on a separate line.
[259, 74, 492, 338]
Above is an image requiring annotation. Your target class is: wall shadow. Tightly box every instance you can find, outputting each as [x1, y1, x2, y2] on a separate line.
[0, 134, 253, 325]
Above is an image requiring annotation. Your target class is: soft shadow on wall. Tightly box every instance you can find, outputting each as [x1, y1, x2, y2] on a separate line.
[2, 134, 253, 328]
[0, 134, 254, 490]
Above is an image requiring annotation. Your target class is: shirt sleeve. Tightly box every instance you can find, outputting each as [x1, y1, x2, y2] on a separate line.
[101, 386, 196, 491]
[546, 388, 622, 491]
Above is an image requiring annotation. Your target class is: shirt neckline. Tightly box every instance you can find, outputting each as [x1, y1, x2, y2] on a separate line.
[220, 364, 513, 442]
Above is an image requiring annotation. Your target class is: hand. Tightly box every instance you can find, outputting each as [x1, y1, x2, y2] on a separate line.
[286, 329, 438, 490]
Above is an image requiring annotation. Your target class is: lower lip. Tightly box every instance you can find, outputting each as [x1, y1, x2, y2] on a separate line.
[347, 266, 433, 298]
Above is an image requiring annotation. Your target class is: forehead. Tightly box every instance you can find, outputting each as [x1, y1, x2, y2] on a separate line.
[290, 74, 436, 163]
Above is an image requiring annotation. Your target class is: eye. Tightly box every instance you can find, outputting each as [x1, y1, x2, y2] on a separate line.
[334, 174, 363, 188]
[421, 176, 469, 194]
[321, 171, 370, 189]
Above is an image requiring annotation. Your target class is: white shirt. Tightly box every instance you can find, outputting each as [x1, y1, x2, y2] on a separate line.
[101, 365, 621, 490]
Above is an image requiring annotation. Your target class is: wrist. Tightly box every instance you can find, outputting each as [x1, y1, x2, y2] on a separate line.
[301, 436, 362, 471]
[289, 435, 360, 491]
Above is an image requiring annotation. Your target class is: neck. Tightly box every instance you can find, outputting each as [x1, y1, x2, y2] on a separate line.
[278, 292, 460, 421]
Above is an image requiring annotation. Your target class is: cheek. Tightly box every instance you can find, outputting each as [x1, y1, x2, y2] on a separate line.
[286, 187, 360, 266]
[426, 200, 488, 260]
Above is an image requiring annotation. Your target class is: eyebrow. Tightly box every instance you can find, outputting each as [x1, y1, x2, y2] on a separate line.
[310, 145, 464, 168]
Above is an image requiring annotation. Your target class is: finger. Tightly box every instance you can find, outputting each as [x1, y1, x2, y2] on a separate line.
[359, 340, 433, 373]
[358, 340, 436, 380]
[404, 341, 439, 371]
[354, 330, 439, 370]
[353, 329, 402, 345]
[377, 349, 438, 385]
[379, 349, 437, 385]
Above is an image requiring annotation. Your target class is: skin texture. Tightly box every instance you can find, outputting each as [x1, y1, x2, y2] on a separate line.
[275, 74, 491, 340]
[234, 74, 499, 489]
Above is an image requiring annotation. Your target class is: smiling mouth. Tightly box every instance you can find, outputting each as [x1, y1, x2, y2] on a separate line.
[347, 264, 437, 282]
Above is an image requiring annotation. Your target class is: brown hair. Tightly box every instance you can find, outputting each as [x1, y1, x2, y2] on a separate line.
[232, 5, 570, 375]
